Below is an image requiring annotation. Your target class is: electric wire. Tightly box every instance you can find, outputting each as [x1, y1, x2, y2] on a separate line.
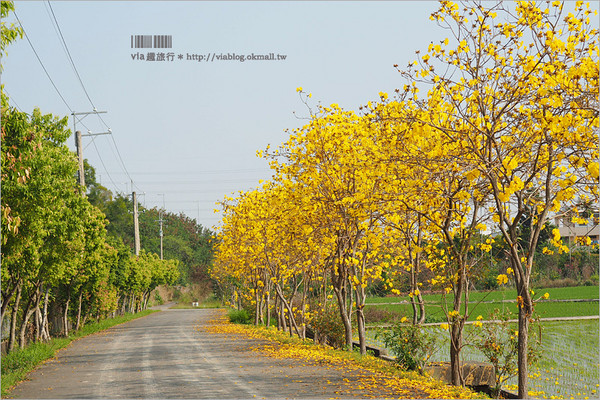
[14, 7, 125, 197]
[91, 140, 121, 194]
[13, 10, 92, 135]
[13, 10, 74, 114]
[3, 89, 24, 112]
[109, 134, 140, 191]
[45, 2, 141, 195]
[47, 1, 96, 111]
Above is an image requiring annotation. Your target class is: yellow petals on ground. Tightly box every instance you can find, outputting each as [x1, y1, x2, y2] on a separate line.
[203, 311, 478, 399]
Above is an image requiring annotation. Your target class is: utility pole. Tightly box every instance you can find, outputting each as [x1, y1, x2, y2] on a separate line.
[75, 130, 85, 187]
[156, 211, 164, 260]
[133, 190, 140, 256]
[156, 194, 165, 260]
[72, 110, 110, 194]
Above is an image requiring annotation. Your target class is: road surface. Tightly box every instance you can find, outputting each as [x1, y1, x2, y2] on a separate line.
[8, 307, 427, 399]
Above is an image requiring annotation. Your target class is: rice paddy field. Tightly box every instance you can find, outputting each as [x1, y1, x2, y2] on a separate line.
[364, 286, 600, 399]
[366, 320, 599, 399]
[365, 286, 600, 322]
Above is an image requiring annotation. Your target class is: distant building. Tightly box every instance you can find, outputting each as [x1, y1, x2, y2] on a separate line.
[554, 208, 599, 248]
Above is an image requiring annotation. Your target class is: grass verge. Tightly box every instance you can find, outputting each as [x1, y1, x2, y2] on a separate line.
[1, 309, 158, 397]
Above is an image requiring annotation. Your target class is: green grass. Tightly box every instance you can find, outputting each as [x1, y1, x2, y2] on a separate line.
[365, 285, 599, 322]
[366, 285, 599, 304]
[1, 310, 158, 397]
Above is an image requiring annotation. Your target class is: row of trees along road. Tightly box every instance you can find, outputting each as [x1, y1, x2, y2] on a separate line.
[212, 1, 598, 398]
[1, 1, 215, 354]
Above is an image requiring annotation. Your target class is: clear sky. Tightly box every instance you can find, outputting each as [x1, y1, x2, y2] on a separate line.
[3, 1, 446, 229]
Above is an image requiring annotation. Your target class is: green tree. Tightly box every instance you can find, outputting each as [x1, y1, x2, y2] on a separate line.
[1, 1, 23, 64]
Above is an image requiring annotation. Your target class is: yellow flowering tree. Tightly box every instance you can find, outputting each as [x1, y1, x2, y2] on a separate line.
[396, 1, 599, 396]
[369, 100, 493, 385]
[268, 100, 393, 354]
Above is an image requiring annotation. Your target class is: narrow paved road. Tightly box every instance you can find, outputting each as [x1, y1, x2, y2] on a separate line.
[8, 308, 427, 399]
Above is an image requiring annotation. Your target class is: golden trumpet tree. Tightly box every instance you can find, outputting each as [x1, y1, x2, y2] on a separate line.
[269, 101, 393, 354]
[369, 100, 492, 385]
[213, 180, 326, 335]
[396, 1, 599, 396]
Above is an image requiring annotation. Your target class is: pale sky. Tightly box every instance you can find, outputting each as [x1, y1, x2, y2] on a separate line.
[3, 1, 446, 229]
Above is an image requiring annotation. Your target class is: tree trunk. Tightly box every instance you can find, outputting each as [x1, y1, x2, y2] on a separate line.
[417, 292, 426, 324]
[409, 248, 419, 325]
[356, 306, 366, 355]
[33, 285, 43, 342]
[254, 291, 260, 326]
[517, 290, 533, 398]
[450, 262, 466, 386]
[414, 245, 426, 324]
[410, 295, 419, 325]
[18, 286, 38, 348]
[280, 298, 287, 332]
[75, 290, 84, 332]
[355, 283, 367, 355]
[8, 283, 22, 353]
[265, 290, 271, 328]
[35, 305, 41, 343]
[333, 284, 353, 350]
[40, 288, 50, 342]
[63, 296, 71, 337]
[19, 306, 36, 349]
[275, 287, 300, 337]
[1, 279, 20, 322]
[450, 320, 464, 386]
[143, 292, 148, 310]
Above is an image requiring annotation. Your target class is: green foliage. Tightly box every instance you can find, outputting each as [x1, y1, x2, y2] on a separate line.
[153, 291, 164, 305]
[472, 309, 542, 397]
[83, 160, 112, 208]
[138, 208, 215, 286]
[102, 195, 215, 287]
[228, 309, 251, 324]
[0, 1, 23, 65]
[376, 322, 437, 373]
[310, 302, 346, 349]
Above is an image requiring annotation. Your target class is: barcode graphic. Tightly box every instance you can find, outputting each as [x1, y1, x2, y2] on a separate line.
[153, 35, 172, 48]
[131, 35, 152, 48]
[131, 35, 172, 48]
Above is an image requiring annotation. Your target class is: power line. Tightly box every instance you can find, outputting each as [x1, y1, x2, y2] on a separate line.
[100, 168, 272, 175]
[13, 10, 92, 133]
[124, 178, 268, 185]
[13, 11, 73, 114]
[91, 140, 121, 195]
[46, 1, 96, 111]
[109, 134, 139, 191]
[14, 6, 120, 197]
[43, 3, 141, 196]
[2, 89, 24, 112]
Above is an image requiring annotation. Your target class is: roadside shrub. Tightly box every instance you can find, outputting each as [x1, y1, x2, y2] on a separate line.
[584, 274, 599, 286]
[228, 309, 251, 324]
[533, 277, 578, 288]
[310, 302, 346, 349]
[363, 306, 401, 324]
[153, 291, 164, 306]
[424, 314, 445, 323]
[472, 309, 542, 398]
[376, 322, 437, 373]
